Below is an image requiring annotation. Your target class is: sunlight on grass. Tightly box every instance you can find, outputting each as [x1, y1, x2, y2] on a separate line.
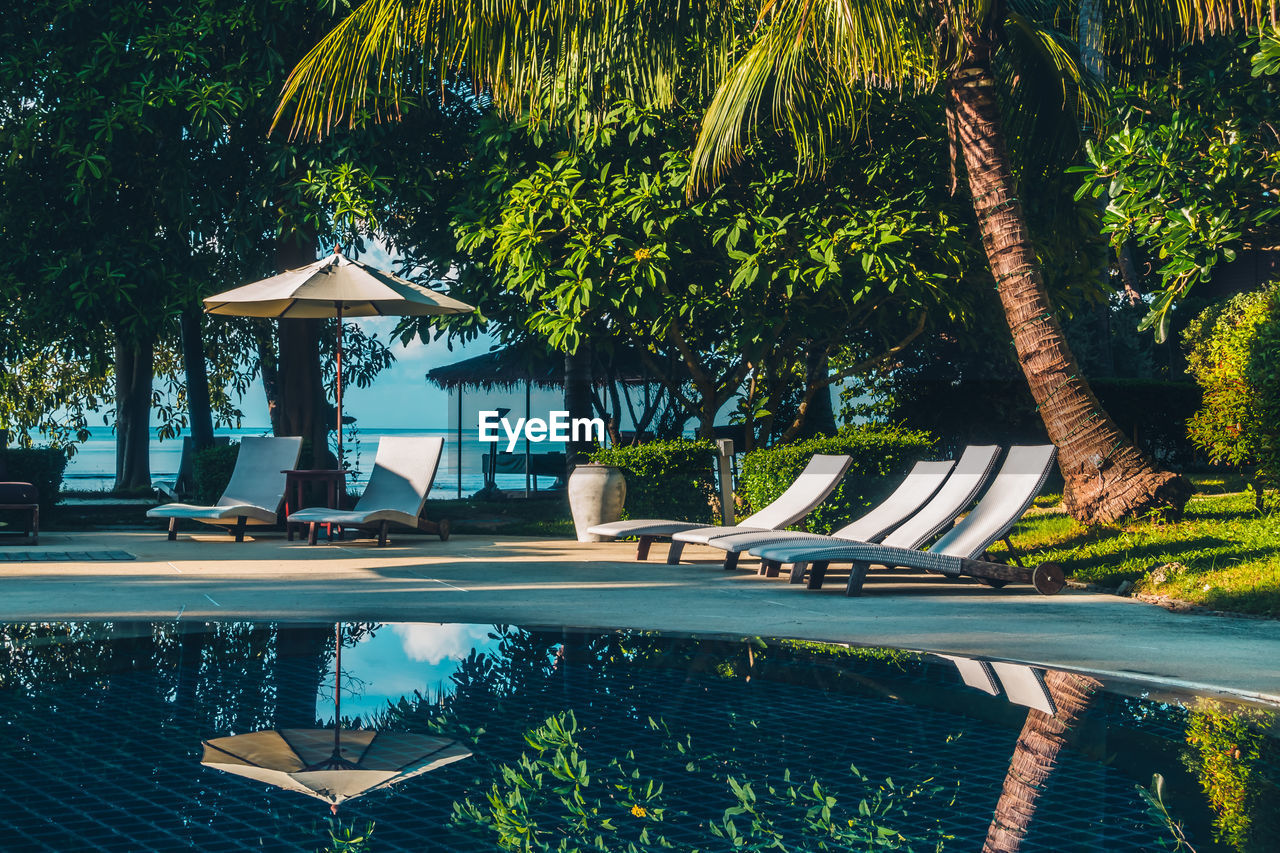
[993, 484, 1280, 617]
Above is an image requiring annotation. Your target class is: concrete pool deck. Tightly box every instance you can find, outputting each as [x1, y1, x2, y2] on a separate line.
[3, 529, 1279, 703]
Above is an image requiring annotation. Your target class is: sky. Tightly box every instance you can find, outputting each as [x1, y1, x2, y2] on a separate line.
[331, 622, 505, 721]
[232, 317, 498, 430]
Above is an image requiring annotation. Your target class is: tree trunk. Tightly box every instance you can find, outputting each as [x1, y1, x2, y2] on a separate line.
[113, 330, 154, 491]
[180, 304, 215, 451]
[564, 346, 594, 472]
[273, 623, 333, 728]
[797, 348, 837, 439]
[983, 669, 1103, 852]
[950, 55, 1191, 524]
[273, 235, 333, 469]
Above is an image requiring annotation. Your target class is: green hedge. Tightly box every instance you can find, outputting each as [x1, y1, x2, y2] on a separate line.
[590, 438, 719, 525]
[1, 448, 67, 513]
[193, 442, 240, 506]
[739, 424, 936, 534]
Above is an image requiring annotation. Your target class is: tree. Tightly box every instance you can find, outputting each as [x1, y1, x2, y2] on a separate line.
[983, 669, 1103, 852]
[1077, 24, 1280, 341]
[0, 0, 467, 481]
[441, 91, 973, 445]
[275, 0, 1277, 523]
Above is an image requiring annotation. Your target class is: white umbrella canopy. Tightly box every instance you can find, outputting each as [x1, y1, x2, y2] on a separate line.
[201, 728, 472, 811]
[202, 250, 475, 467]
[200, 624, 472, 814]
[203, 251, 475, 319]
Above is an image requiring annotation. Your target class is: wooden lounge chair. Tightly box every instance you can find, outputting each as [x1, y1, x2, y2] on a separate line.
[702, 446, 999, 573]
[287, 436, 449, 546]
[587, 453, 853, 563]
[147, 436, 302, 542]
[753, 445, 1063, 596]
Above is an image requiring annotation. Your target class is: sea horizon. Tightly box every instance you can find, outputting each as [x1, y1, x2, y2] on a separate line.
[55, 425, 557, 498]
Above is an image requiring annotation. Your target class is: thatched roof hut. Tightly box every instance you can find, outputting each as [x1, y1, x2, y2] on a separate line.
[427, 344, 662, 390]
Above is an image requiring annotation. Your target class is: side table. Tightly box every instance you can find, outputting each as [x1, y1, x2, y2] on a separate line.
[282, 469, 346, 541]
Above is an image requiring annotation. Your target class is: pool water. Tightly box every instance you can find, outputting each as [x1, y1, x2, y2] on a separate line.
[0, 621, 1275, 851]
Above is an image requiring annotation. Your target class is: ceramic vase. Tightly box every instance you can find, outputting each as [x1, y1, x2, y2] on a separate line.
[568, 464, 627, 542]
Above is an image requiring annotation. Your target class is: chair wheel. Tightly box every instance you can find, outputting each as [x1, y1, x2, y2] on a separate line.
[1033, 562, 1066, 595]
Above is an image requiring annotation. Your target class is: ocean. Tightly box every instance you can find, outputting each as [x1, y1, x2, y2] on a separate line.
[59, 426, 558, 498]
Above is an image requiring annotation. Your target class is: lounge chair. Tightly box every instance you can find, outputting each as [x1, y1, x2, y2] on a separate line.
[754, 444, 1063, 596]
[703, 446, 999, 573]
[147, 436, 302, 542]
[588, 454, 853, 563]
[287, 436, 449, 546]
[938, 654, 1057, 713]
[0, 430, 39, 545]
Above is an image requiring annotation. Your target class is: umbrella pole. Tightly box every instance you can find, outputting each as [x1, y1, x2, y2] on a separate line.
[336, 302, 344, 470]
[333, 622, 342, 757]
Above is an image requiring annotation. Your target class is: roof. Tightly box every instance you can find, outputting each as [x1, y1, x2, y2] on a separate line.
[426, 344, 663, 391]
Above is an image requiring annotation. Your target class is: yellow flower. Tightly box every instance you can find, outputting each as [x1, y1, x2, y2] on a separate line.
[631, 805, 648, 818]
[633, 247, 651, 261]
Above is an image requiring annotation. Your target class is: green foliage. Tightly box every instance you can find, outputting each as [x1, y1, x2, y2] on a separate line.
[1074, 28, 1280, 340]
[441, 79, 975, 439]
[1136, 774, 1198, 852]
[452, 710, 948, 852]
[322, 819, 375, 853]
[1184, 287, 1280, 491]
[193, 442, 240, 506]
[590, 439, 718, 525]
[738, 425, 935, 535]
[1183, 703, 1280, 850]
[0, 0, 469, 450]
[0, 448, 68, 513]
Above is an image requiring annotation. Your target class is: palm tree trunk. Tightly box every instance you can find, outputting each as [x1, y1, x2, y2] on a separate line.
[949, 57, 1190, 524]
[983, 669, 1102, 852]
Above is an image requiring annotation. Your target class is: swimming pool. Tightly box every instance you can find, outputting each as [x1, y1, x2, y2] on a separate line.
[0, 621, 1273, 851]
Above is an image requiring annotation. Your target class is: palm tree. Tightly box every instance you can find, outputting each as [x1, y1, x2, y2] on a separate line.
[275, 0, 1271, 523]
[983, 668, 1102, 852]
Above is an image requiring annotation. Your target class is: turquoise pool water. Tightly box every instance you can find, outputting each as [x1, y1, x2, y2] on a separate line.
[0, 622, 1274, 851]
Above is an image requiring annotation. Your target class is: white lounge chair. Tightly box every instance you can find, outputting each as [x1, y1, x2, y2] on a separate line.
[587, 453, 853, 564]
[704, 446, 999, 574]
[148, 436, 302, 542]
[287, 436, 449, 546]
[753, 445, 1063, 596]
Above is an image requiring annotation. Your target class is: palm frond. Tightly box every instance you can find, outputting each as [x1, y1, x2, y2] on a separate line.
[277, 0, 748, 139]
[691, 0, 941, 190]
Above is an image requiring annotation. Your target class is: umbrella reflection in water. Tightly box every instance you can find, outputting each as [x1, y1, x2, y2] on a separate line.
[200, 624, 471, 813]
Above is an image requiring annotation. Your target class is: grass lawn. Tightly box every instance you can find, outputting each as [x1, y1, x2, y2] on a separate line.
[991, 476, 1280, 618]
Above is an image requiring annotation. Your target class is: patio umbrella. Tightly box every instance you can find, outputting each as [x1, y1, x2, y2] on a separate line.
[200, 624, 472, 813]
[203, 249, 475, 467]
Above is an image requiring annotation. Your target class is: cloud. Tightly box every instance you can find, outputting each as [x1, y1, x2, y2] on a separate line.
[391, 622, 495, 664]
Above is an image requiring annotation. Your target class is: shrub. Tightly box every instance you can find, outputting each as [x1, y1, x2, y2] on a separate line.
[739, 424, 936, 534]
[590, 439, 718, 525]
[1184, 287, 1280, 499]
[1, 448, 67, 513]
[193, 442, 240, 506]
